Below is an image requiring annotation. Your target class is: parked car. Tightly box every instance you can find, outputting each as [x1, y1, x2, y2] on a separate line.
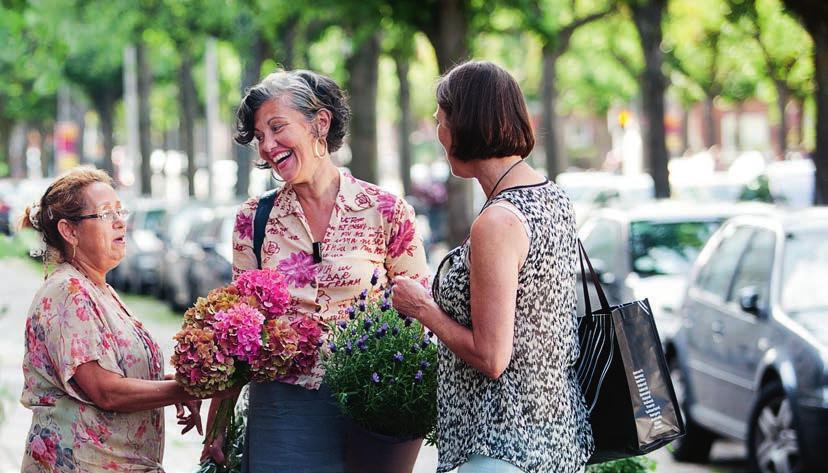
[668, 209, 828, 473]
[0, 182, 13, 235]
[556, 171, 655, 227]
[186, 207, 235, 302]
[107, 199, 167, 293]
[158, 204, 214, 310]
[577, 201, 774, 344]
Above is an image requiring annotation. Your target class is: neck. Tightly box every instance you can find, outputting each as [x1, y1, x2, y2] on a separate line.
[476, 156, 525, 198]
[70, 257, 107, 288]
[292, 161, 340, 205]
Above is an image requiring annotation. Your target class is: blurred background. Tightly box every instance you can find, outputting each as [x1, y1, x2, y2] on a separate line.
[1, 0, 827, 472]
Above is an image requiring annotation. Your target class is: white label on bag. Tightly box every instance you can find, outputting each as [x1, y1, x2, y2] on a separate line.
[633, 368, 666, 432]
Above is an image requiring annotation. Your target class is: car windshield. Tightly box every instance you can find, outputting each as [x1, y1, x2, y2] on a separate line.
[630, 220, 722, 277]
[781, 230, 828, 314]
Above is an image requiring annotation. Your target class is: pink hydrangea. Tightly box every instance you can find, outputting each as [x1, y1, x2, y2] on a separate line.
[233, 268, 292, 318]
[212, 304, 265, 363]
[287, 316, 324, 376]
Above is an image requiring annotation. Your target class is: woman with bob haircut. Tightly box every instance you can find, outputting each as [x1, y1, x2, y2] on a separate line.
[202, 69, 429, 472]
[392, 60, 594, 473]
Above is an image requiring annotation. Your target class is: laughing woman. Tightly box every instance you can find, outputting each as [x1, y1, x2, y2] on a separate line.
[202, 69, 430, 473]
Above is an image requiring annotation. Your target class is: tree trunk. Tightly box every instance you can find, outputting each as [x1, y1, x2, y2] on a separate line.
[702, 96, 716, 149]
[681, 106, 690, 154]
[542, 45, 565, 179]
[179, 50, 197, 197]
[734, 101, 744, 152]
[812, 20, 828, 204]
[345, 33, 380, 184]
[97, 91, 116, 176]
[425, 0, 474, 247]
[776, 81, 789, 157]
[794, 97, 805, 147]
[631, 0, 670, 198]
[235, 35, 266, 197]
[39, 125, 53, 178]
[279, 14, 298, 70]
[395, 54, 413, 196]
[0, 115, 12, 178]
[137, 39, 153, 196]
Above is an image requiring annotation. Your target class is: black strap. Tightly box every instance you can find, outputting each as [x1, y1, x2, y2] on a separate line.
[253, 189, 278, 269]
[577, 239, 612, 315]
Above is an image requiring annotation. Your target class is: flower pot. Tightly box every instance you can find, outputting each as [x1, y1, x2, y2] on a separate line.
[344, 422, 424, 473]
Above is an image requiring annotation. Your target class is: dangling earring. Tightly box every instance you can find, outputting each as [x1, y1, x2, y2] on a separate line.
[270, 168, 285, 183]
[313, 137, 328, 159]
[71, 244, 76, 261]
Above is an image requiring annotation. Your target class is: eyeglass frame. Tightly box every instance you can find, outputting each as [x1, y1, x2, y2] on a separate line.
[66, 208, 130, 223]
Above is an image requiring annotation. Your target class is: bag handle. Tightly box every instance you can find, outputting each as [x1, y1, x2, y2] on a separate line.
[578, 239, 611, 315]
[253, 189, 279, 270]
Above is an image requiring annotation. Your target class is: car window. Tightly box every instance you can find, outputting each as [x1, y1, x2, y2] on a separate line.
[781, 230, 828, 314]
[695, 225, 754, 299]
[581, 218, 621, 270]
[728, 229, 775, 308]
[629, 220, 722, 277]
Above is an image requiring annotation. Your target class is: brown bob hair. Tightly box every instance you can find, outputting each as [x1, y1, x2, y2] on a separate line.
[436, 61, 534, 161]
[19, 167, 113, 264]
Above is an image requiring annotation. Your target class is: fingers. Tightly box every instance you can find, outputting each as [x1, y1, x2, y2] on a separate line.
[175, 403, 185, 418]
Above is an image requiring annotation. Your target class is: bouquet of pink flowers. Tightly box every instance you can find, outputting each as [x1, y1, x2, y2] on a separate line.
[171, 268, 323, 450]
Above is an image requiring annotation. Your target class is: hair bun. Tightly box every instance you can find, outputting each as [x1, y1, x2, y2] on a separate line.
[23, 202, 43, 232]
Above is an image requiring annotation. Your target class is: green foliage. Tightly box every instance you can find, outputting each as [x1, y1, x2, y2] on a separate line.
[585, 456, 657, 473]
[323, 286, 438, 440]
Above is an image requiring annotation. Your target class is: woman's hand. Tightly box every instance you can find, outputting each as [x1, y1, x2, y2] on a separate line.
[200, 430, 226, 465]
[175, 400, 202, 435]
[391, 276, 432, 322]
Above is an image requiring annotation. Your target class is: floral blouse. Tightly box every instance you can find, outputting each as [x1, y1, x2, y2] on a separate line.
[232, 168, 430, 389]
[21, 264, 165, 472]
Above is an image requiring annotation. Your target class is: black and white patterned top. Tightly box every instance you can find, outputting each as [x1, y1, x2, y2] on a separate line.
[432, 181, 594, 473]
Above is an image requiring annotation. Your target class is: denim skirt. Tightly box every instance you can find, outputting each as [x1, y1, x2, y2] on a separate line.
[242, 381, 347, 473]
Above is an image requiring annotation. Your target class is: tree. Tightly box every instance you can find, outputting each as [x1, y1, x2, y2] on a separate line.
[626, 0, 671, 198]
[62, 2, 135, 176]
[508, 0, 615, 178]
[781, 0, 828, 203]
[737, 0, 813, 155]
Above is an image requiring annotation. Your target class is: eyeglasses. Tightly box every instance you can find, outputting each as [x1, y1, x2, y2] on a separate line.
[68, 208, 130, 223]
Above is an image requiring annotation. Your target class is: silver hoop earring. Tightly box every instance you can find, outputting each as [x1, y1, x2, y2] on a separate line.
[270, 168, 285, 183]
[313, 138, 328, 159]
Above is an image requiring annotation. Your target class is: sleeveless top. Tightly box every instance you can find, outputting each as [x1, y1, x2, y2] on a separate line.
[432, 181, 594, 473]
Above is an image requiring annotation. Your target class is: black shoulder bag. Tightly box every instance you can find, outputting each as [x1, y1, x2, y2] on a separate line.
[252, 189, 279, 270]
[576, 239, 686, 464]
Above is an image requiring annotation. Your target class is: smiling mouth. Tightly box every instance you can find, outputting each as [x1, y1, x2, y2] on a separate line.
[274, 151, 293, 166]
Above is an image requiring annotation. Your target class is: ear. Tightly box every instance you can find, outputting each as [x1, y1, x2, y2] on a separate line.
[314, 109, 332, 138]
[57, 219, 79, 248]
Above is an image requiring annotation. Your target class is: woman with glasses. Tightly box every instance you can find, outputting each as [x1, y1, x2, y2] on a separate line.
[391, 61, 594, 473]
[18, 167, 238, 472]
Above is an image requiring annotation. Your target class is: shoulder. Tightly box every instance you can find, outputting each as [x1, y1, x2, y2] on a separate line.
[340, 171, 409, 215]
[32, 266, 95, 316]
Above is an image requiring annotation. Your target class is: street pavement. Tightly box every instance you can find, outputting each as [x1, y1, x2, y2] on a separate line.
[0, 257, 752, 472]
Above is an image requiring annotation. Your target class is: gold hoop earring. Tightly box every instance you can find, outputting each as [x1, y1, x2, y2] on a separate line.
[71, 245, 76, 261]
[313, 138, 328, 159]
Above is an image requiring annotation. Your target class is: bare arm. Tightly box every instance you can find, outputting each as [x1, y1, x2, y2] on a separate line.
[72, 361, 194, 413]
[393, 206, 529, 379]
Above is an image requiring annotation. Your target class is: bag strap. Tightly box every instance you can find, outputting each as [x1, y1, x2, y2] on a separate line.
[253, 189, 279, 270]
[577, 239, 611, 314]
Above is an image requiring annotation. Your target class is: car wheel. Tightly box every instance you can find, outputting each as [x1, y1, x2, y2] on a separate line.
[669, 356, 716, 463]
[748, 382, 802, 473]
